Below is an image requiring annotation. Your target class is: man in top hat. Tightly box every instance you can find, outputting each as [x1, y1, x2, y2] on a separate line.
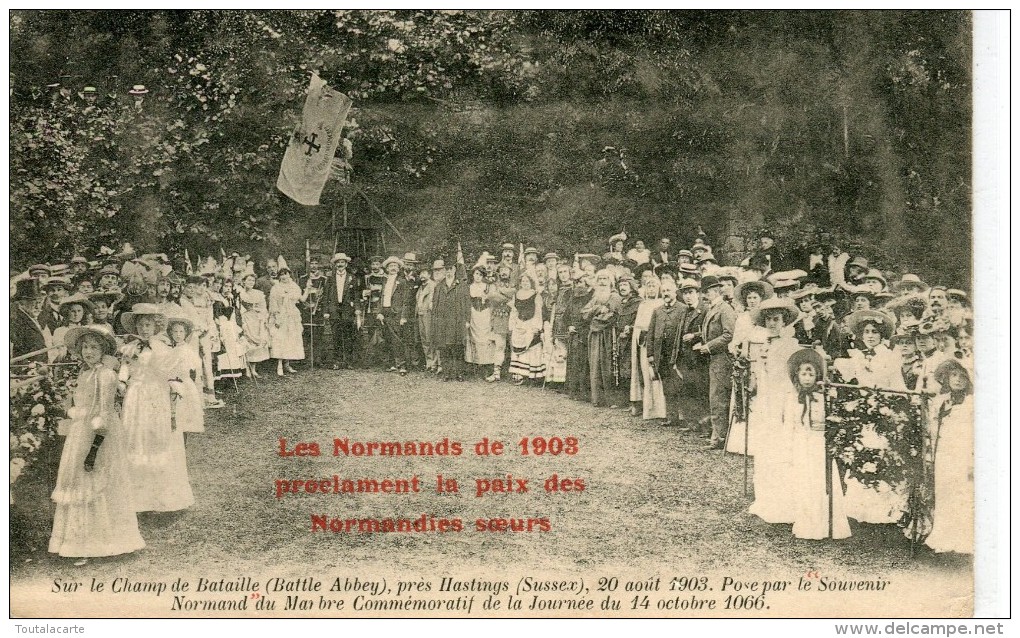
[751, 229, 786, 273]
[650, 238, 672, 269]
[378, 256, 412, 374]
[693, 275, 736, 449]
[321, 252, 362, 370]
[11, 278, 48, 364]
[300, 254, 330, 368]
[430, 248, 471, 381]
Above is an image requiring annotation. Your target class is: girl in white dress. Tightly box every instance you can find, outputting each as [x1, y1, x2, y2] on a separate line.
[238, 271, 270, 376]
[163, 314, 204, 441]
[785, 348, 852, 540]
[924, 359, 973, 554]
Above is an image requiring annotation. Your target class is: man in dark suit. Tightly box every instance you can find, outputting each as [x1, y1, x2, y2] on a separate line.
[11, 278, 48, 366]
[650, 237, 672, 269]
[645, 278, 685, 426]
[378, 256, 412, 374]
[674, 278, 709, 432]
[693, 275, 736, 449]
[320, 252, 362, 369]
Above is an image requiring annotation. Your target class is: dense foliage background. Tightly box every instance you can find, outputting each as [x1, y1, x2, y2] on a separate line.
[10, 10, 971, 285]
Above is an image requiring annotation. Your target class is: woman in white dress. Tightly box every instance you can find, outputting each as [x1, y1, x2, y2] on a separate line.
[835, 310, 909, 525]
[465, 266, 494, 368]
[629, 276, 666, 419]
[118, 304, 195, 513]
[785, 348, 852, 540]
[726, 280, 774, 455]
[924, 359, 973, 554]
[49, 325, 145, 561]
[268, 262, 306, 376]
[746, 296, 801, 524]
[238, 271, 270, 376]
[163, 313, 204, 441]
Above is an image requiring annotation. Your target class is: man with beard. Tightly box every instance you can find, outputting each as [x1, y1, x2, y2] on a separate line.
[693, 275, 736, 449]
[320, 253, 361, 370]
[430, 250, 471, 382]
[255, 257, 279, 298]
[564, 265, 595, 401]
[485, 263, 516, 382]
[645, 279, 686, 426]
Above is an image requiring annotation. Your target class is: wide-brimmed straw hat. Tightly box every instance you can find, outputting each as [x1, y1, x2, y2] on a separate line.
[751, 296, 800, 327]
[120, 303, 167, 334]
[846, 309, 896, 341]
[64, 324, 118, 356]
[735, 279, 774, 306]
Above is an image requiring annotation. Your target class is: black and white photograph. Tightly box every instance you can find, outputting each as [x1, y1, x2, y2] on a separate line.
[7, 8, 1008, 623]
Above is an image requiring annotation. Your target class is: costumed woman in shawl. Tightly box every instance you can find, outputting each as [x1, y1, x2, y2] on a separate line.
[214, 277, 247, 382]
[746, 297, 801, 524]
[784, 348, 852, 540]
[630, 275, 666, 419]
[118, 303, 195, 513]
[465, 262, 495, 372]
[268, 257, 306, 376]
[923, 359, 974, 554]
[49, 325, 145, 562]
[582, 269, 622, 407]
[508, 273, 546, 385]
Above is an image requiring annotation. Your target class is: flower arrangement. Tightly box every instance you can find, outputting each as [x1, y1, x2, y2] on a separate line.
[9, 362, 76, 488]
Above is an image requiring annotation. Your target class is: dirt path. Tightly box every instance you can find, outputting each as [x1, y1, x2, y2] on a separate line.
[11, 369, 971, 617]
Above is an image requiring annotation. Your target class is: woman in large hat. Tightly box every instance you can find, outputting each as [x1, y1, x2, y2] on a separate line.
[51, 294, 96, 361]
[745, 297, 801, 521]
[118, 303, 195, 513]
[49, 325, 145, 562]
[268, 257, 306, 376]
[835, 309, 910, 526]
[782, 348, 852, 540]
[924, 359, 973, 554]
[729, 279, 774, 359]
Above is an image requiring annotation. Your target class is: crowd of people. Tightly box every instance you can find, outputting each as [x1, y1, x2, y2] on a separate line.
[10, 229, 974, 562]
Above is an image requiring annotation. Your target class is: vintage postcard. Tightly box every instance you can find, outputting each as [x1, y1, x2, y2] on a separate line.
[8, 9, 1003, 622]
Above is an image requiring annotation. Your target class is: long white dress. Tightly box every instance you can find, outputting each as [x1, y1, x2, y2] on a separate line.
[119, 339, 195, 512]
[466, 283, 494, 364]
[268, 280, 305, 361]
[836, 345, 910, 524]
[630, 298, 667, 420]
[165, 340, 205, 434]
[786, 389, 852, 540]
[49, 363, 146, 557]
[924, 394, 974, 553]
[747, 335, 800, 523]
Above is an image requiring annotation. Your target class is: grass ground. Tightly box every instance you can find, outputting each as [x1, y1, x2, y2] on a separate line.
[10, 366, 971, 617]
